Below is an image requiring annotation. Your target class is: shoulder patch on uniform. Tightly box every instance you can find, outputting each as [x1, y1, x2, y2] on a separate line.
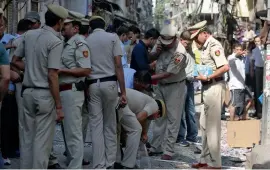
[83, 51, 89, 58]
[174, 55, 182, 64]
[75, 40, 83, 47]
[215, 50, 220, 56]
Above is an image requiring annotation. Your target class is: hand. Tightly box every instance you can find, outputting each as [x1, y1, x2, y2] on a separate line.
[119, 94, 127, 108]
[56, 108, 64, 122]
[10, 70, 21, 82]
[141, 133, 148, 143]
[156, 44, 163, 53]
[195, 72, 208, 81]
[150, 61, 157, 70]
[5, 42, 15, 49]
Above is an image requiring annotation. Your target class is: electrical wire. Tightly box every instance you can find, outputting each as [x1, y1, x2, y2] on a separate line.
[18, 2, 26, 12]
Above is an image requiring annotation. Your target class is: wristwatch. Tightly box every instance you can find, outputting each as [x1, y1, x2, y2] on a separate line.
[206, 76, 211, 81]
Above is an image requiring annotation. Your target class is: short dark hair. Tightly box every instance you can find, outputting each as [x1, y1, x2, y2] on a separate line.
[128, 25, 140, 35]
[89, 18, 105, 30]
[45, 10, 62, 27]
[71, 21, 82, 29]
[180, 30, 191, 40]
[134, 71, 152, 84]
[79, 25, 89, 35]
[233, 43, 242, 49]
[17, 19, 32, 32]
[254, 35, 260, 40]
[117, 26, 129, 36]
[144, 28, 160, 39]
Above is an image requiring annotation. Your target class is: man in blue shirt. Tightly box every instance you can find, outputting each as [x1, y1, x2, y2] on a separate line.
[130, 28, 160, 71]
[116, 26, 137, 88]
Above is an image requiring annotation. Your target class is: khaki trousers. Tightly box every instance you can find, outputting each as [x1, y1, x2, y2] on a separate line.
[20, 88, 56, 169]
[200, 82, 225, 167]
[82, 101, 89, 143]
[61, 89, 84, 169]
[88, 81, 118, 168]
[150, 81, 186, 156]
[116, 105, 142, 168]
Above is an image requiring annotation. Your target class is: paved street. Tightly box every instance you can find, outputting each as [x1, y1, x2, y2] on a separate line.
[6, 93, 248, 169]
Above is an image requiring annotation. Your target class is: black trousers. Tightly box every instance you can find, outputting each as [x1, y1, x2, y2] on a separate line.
[255, 67, 264, 114]
[1, 92, 19, 158]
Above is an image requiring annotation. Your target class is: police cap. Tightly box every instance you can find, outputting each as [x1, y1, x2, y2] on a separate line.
[47, 4, 68, 19]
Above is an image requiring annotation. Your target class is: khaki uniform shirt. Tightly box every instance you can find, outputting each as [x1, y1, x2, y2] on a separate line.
[154, 42, 187, 84]
[85, 29, 123, 80]
[14, 25, 64, 88]
[201, 36, 228, 71]
[126, 88, 158, 116]
[59, 34, 91, 84]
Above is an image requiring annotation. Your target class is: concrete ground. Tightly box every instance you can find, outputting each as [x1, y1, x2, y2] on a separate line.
[5, 92, 248, 169]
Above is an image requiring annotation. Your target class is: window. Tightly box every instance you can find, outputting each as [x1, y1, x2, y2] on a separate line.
[31, 0, 38, 12]
[126, 0, 130, 7]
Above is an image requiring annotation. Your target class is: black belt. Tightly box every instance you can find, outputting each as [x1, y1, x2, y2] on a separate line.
[86, 75, 117, 85]
[21, 86, 49, 97]
[201, 77, 224, 86]
[159, 79, 186, 86]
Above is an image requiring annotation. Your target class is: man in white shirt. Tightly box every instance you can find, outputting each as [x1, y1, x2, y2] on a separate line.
[228, 44, 246, 121]
[243, 25, 256, 41]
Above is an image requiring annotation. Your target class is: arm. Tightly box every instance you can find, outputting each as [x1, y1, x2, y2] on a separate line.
[11, 57, 25, 71]
[48, 69, 61, 108]
[47, 42, 64, 109]
[113, 36, 127, 104]
[0, 65, 10, 101]
[152, 53, 186, 81]
[115, 56, 126, 96]
[59, 44, 91, 77]
[0, 44, 10, 101]
[136, 111, 149, 143]
[151, 72, 172, 81]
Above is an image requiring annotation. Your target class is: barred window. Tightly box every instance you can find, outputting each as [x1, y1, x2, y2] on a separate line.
[31, 0, 38, 12]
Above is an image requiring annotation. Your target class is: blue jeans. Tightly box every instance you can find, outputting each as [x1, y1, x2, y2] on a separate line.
[178, 81, 198, 141]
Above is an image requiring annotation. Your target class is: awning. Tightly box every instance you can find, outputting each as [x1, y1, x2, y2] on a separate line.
[114, 14, 137, 25]
[93, 0, 123, 14]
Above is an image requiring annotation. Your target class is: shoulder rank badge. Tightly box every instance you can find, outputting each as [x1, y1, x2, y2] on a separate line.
[215, 50, 220, 56]
[83, 51, 89, 58]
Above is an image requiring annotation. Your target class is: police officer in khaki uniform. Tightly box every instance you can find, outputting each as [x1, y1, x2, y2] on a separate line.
[189, 21, 229, 169]
[10, 18, 40, 162]
[85, 16, 127, 168]
[12, 4, 68, 169]
[79, 17, 91, 148]
[115, 88, 165, 169]
[149, 24, 187, 160]
[58, 11, 91, 168]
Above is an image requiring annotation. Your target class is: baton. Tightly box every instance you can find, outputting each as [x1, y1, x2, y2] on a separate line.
[115, 101, 124, 160]
[60, 121, 69, 156]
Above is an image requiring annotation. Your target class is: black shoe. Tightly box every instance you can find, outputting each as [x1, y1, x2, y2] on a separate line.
[114, 162, 122, 169]
[48, 163, 62, 169]
[113, 162, 135, 169]
[146, 142, 151, 148]
[82, 159, 90, 166]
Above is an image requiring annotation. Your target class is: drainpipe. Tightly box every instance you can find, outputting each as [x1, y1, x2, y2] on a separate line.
[12, 0, 16, 34]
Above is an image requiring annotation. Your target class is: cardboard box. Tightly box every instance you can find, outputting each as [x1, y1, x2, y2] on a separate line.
[227, 120, 260, 148]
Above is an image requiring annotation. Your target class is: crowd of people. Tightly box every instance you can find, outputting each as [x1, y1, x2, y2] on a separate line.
[0, 3, 266, 169]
